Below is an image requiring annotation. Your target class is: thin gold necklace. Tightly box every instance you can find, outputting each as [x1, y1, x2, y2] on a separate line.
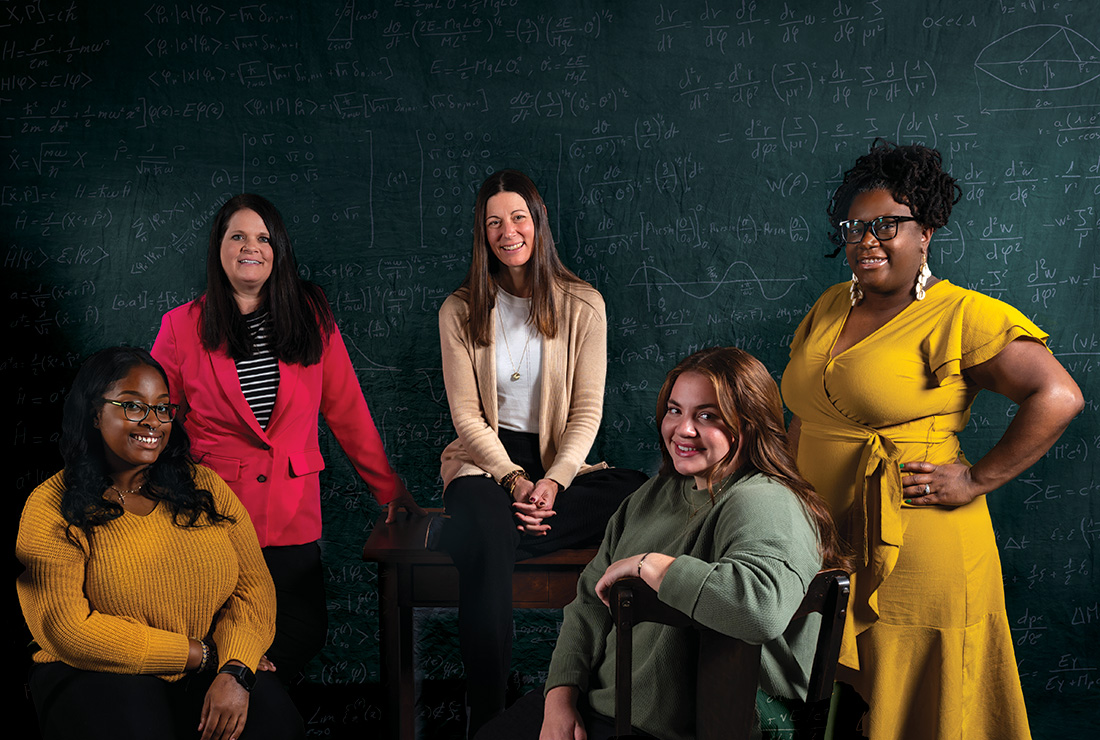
[110, 484, 143, 505]
[688, 474, 740, 518]
[498, 305, 533, 382]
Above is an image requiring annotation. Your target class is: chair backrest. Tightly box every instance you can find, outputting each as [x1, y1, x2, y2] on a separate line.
[610, 568, 850, 740]
[792, 569, 851, 703]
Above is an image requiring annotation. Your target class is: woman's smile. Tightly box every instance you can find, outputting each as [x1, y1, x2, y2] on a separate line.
[220, 208, 274, 301]
[98, 365, 172, 476]
[485, 191, 535, 272]
[845, 189, 930, 298]
[661, 371, 734, 489]
[129, 431, 163, 447]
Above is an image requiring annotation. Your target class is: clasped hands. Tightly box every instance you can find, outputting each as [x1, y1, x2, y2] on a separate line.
[511, 476, 560, 535]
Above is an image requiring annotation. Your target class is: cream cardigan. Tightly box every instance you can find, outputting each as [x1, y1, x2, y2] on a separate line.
[438, 281, 609, 489]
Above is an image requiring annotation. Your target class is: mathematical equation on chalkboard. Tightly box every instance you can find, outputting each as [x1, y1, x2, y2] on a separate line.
[4, 2, 1098, 728]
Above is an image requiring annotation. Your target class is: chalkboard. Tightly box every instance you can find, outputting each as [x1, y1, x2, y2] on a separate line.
[5, 1, 1097, 737]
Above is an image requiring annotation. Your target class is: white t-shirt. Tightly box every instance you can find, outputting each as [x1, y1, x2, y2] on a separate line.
[494, 288, 543, 433]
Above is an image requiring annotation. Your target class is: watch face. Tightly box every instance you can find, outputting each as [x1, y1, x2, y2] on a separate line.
[220, 663, 256, 691]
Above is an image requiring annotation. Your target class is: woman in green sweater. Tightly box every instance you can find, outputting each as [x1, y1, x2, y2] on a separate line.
[16, 347, 303, 740]
[477, 347, 848, 740]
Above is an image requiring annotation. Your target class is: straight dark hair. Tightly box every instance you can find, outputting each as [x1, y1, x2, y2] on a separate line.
[456, 170, 590, 347]
[59, 347, 232, 547]
[655, 347, 851, 571]
[200, 193, 335, 365]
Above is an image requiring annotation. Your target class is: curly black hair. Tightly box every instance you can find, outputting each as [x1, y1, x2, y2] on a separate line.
[58, 347, 233, 547]
[825, 139, 961, 257]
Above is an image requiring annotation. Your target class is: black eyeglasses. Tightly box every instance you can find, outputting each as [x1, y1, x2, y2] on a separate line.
[103, 399, 179, 423]
[838, 216, 917, 244]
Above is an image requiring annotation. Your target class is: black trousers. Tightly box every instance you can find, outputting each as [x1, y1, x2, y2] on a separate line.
[442, 430, 647, 736]
[28, 661, 305, 740]
[262, 541, 328, 679]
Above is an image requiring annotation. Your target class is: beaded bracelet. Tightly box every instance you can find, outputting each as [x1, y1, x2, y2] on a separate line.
[203, 640, 219, 672]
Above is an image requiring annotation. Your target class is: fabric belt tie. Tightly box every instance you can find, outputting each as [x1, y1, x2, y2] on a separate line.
[799, 418, 959, 670]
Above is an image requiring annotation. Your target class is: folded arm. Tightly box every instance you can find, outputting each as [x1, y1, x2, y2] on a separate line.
[16, 486, 191, 675]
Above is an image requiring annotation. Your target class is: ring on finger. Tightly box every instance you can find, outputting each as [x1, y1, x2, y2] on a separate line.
[923, 484, 930, 495]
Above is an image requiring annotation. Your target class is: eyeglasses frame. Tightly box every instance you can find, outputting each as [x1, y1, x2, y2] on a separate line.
[838, 215, 919, 244]
[102, 399, 179, 424]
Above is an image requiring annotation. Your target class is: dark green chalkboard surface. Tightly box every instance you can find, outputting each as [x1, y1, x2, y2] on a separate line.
[5, 1, 1097, 736]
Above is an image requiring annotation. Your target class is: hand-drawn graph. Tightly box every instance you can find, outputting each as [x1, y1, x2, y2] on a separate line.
[975, 25, 1100, 112]
[628, 261, 806, 310]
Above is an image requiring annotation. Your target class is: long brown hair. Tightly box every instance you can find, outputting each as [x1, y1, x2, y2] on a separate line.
[655, 347, 850, 571]
[456, 170, 589, 346]
[200, 193, 335, 365]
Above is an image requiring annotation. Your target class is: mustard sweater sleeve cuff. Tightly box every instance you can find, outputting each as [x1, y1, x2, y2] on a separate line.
[213, 626, 269, 672]
[140, 630, 192, 675]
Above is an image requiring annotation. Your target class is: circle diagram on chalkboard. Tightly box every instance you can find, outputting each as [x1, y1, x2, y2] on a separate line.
[974, 24, 1100, 112]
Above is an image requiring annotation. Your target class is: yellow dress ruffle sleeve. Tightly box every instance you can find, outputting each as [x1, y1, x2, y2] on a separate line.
[782, 280, 1046, 740]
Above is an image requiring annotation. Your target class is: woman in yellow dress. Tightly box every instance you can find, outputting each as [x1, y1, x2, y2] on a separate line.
[781, 141, 1083, 740]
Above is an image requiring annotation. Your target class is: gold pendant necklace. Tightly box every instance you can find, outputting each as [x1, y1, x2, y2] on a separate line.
[498, 306, 533, 382]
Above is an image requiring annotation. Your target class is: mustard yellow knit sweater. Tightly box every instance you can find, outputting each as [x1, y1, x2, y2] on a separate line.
[16, 465, 275, 680]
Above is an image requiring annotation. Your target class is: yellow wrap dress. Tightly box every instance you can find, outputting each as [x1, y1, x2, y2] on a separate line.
[781, 280, 1043, 740]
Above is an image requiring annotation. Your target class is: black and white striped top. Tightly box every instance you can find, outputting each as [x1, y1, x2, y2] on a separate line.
[235, 310, 280, 430]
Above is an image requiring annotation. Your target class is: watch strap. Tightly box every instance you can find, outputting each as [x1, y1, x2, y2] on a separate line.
[217, 662, 256, 692]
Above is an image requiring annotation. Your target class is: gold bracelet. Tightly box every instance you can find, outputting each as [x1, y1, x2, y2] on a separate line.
[637, 552, 651, 578]
[512, 470, 531, 495]
[500, 469, 528, 495]
[499, 470, 519, 491]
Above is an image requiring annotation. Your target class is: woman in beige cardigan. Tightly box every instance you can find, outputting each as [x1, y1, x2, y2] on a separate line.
[438, 170, 645, 737]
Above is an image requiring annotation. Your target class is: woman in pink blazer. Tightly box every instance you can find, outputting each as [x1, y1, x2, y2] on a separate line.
[152, 194, 423, 678]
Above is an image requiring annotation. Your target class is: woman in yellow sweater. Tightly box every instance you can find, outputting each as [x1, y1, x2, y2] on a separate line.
[16, 347, 303, 740]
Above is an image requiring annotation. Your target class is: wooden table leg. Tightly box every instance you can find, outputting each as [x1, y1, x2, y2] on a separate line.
[364, 511, 595, 739]
[379, 562, 416, 740]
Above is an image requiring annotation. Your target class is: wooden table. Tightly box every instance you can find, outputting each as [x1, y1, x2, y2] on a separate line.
[362, 510, 597, 740]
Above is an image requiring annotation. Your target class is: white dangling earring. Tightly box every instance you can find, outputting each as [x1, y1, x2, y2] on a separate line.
[850, 273, 864, 307]
[915, 253, 931, 301]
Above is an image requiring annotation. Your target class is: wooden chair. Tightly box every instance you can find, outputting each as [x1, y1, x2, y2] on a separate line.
[609, 568, 850, 740]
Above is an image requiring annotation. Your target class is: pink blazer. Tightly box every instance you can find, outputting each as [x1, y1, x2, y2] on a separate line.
[151, 301, 400, 547]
